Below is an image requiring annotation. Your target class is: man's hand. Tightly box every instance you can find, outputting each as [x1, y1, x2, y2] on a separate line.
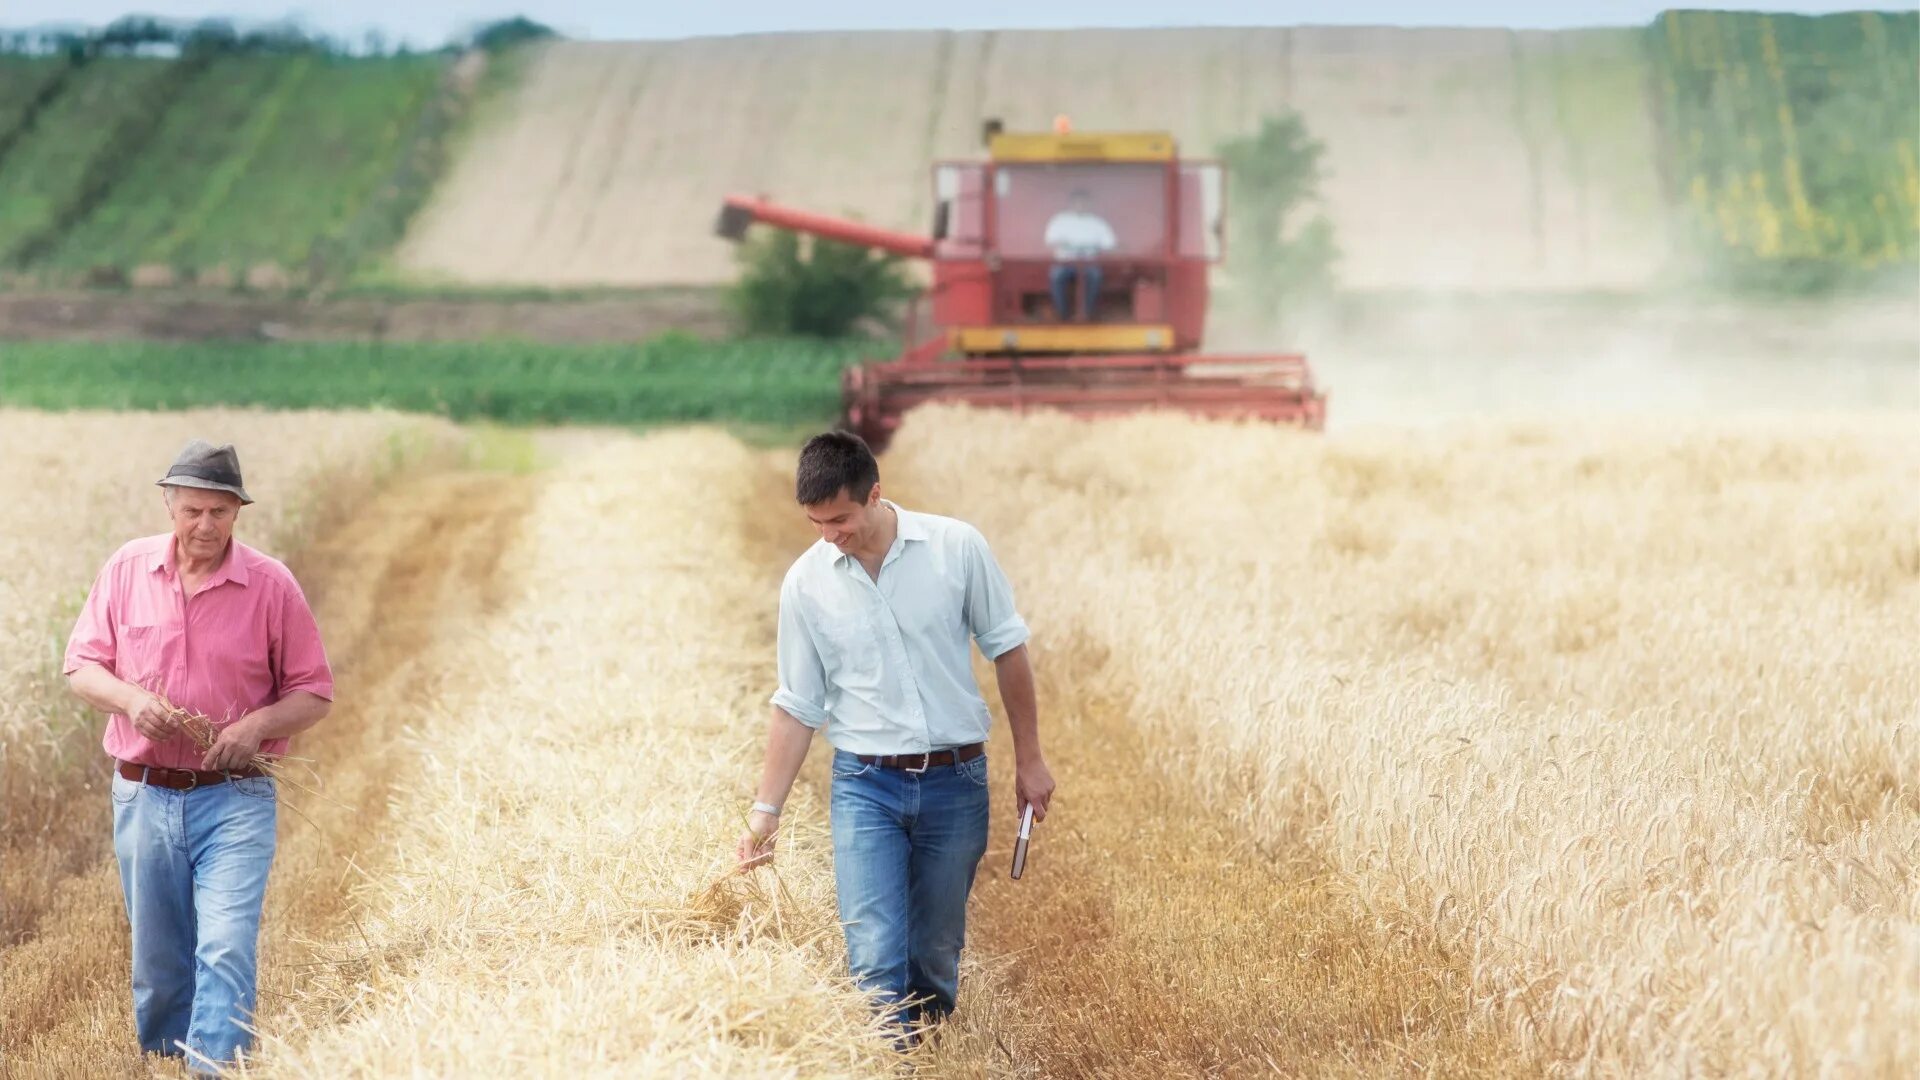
[123, 687, 178, 742]
[202, 716, 265, 772]
[735, 810, 779, 872]
[1015, 754, 1056, 823]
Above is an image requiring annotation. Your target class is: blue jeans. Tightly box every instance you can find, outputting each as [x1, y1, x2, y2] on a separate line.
[110, 767, 277, 1072]
[1049, 263, 1103, 321]
[829, 748, 989, 1029]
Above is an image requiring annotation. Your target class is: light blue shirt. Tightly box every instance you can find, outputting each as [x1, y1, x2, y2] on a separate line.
[770, 501, 1029, 755]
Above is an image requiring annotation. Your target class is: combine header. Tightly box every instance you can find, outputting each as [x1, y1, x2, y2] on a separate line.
[717, 122, 1326, 448]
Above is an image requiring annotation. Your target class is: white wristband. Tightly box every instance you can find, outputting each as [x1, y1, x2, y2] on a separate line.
[751, 801, 781, 817]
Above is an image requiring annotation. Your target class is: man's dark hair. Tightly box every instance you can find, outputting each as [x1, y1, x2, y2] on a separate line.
[796, 431, 880, 506]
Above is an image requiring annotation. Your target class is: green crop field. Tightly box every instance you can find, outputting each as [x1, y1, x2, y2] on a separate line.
[1653, 10, 1920, 289]
[46, 53, 445, 275]
[0, 57, 174, 264]
[0, 336, 876, 427]
[0, 54, 71, 148]
[42, 55, 287, 270]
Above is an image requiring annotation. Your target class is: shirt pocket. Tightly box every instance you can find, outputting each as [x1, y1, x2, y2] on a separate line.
[117, 623, 162, 686]
[815, 612, 882, 685]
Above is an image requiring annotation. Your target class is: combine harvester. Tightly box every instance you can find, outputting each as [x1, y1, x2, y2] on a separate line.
[717, 121, 1326, 448]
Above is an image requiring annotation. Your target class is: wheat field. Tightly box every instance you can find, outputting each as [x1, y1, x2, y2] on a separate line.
[4, 407, 1915, 1076]
[887, 406, 1920, 1075]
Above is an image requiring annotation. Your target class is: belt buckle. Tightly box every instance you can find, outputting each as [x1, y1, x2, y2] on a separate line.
[903, 752, 931, 775]
[176, 768, 198, 792]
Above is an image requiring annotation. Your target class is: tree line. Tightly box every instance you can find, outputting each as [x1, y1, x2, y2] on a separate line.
[0, 14, 554, 59]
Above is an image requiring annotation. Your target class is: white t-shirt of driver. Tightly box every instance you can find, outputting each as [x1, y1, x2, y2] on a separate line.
[1044, 211, 1117, 261]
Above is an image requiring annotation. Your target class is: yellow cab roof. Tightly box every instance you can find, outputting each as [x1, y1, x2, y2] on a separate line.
[986, 131, 1177, 163]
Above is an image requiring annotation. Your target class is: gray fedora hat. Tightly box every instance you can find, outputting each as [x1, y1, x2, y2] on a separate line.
[157, 439, 253, 504]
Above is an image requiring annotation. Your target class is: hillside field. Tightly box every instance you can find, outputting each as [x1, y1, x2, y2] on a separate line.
[397, 12, 1915, 292]
[0, 48, 455, 286]
[0, 12, 1910, 295]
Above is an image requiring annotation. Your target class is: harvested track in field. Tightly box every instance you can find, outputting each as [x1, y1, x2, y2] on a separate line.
[926, 632, 1531, 1078]
[0, 469, 538, 1078]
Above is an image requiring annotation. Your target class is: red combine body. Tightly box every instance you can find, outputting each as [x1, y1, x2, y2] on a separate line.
[716, 123, 1326, 449]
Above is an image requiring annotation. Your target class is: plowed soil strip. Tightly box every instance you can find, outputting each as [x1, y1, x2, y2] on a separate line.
[1, 470, 537, 1079]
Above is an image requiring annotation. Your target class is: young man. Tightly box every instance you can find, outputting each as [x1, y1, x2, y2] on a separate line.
[64, 440, 333, 1073]
[736, 431, 1055, 1034]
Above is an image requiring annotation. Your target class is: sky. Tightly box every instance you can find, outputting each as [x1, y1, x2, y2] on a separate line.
[14, 0, 1906, 47]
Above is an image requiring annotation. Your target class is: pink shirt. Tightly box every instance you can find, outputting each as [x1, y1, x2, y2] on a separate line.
[64, 534, 333, 769]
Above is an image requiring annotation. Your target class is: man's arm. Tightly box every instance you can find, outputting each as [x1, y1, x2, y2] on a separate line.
[739, 574, 831, 871]
[737, 706, 816, 869]
[203, 574, 336, 771]
[62, 560, 180, 738]
[960, 526, 1055, 820]
[68, 663, 176, 741]
[993, 644, 1054, 821]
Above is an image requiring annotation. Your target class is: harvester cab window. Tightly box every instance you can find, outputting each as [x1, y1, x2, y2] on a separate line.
[991, 164, 1167, 262]
[993, 163, 1167, 323]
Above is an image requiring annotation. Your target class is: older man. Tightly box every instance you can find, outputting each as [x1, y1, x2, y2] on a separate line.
[737, 431, 1055, 1038]
[64, 440, 333, 1072]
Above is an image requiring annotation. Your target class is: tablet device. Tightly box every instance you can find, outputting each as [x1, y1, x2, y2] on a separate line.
[1010, 803, 1034, 879]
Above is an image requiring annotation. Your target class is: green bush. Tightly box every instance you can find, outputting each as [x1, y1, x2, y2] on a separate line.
[1217, 112, 1339, 324]
[728, 229, 916, 338]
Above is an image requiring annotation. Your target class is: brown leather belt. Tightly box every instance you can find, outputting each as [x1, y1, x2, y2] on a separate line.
[856, 743, 985, 772]
[117, 761, 264, 791]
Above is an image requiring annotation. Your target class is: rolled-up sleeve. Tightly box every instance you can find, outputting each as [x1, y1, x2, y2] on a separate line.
[63, 562, 117, 676]
[769, 574, 829, 729]
[272, 576, 334, 701]
[960, 525, 1029, 660]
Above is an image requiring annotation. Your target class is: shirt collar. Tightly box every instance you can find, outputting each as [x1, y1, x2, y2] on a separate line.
[888, 500, 928, 542]
[832, 500, 926, 567]
[151, 536, 249, 588]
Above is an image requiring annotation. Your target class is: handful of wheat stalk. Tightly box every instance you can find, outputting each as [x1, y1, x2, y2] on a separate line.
[163, 700, 279, 775]
[152, 692, 341, 824]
